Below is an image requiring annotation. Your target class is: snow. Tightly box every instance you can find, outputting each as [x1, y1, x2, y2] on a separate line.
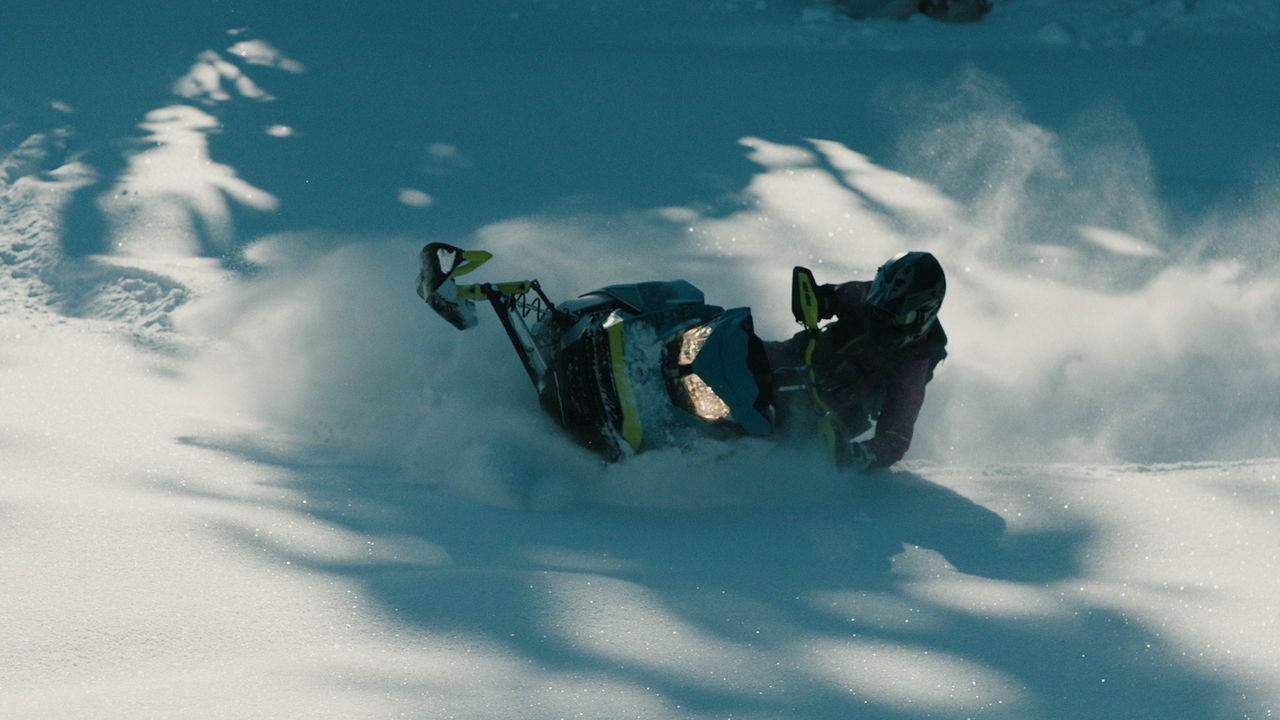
[3, 1, 1279, 717]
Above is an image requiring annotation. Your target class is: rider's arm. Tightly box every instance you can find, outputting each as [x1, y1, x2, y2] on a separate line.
[820, 281, 871, 320]
[860, 356, 931, 468]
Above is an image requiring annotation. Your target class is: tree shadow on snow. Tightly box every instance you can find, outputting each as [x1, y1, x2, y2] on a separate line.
[173, 435, 1245, 719]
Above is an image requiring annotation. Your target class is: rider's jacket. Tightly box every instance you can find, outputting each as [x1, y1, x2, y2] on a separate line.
[764, 281, 947, 468]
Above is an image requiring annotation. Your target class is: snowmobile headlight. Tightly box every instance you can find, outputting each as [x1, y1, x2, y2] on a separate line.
[676, 324, 713, 366]
[680, 373, 731, 422]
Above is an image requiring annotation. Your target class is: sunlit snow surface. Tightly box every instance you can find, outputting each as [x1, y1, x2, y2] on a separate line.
[3, 1, 1279, 718]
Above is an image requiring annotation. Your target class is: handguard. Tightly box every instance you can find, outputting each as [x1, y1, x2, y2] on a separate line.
[792, 265, 847, 465]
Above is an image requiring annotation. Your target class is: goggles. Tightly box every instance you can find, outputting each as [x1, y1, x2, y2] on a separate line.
[891, 310, 918, 326]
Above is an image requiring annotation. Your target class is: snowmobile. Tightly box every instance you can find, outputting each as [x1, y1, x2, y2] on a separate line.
[416, 243, 843, 461]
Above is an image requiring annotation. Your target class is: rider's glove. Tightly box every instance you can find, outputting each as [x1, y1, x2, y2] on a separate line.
[843, 440, 876, 471]
[816, 284, 838, 320]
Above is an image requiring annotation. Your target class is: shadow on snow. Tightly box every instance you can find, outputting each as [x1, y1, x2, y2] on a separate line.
[176, 434, 1238, 719]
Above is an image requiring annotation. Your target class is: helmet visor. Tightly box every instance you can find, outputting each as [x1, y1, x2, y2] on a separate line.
[869, 307, 927, 348]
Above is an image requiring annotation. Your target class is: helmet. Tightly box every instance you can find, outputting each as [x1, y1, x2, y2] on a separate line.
[866, 251, 945, 348]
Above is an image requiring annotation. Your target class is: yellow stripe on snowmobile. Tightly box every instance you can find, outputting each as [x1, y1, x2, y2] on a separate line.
[456, 281, 533, 301]
[604, 315, 643, 452]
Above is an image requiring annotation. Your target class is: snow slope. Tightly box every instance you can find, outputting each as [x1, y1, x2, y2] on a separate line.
[3, 1, 1279, 717]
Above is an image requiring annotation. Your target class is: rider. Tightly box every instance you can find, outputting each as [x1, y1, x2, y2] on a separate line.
[765, 251, 948, 470]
